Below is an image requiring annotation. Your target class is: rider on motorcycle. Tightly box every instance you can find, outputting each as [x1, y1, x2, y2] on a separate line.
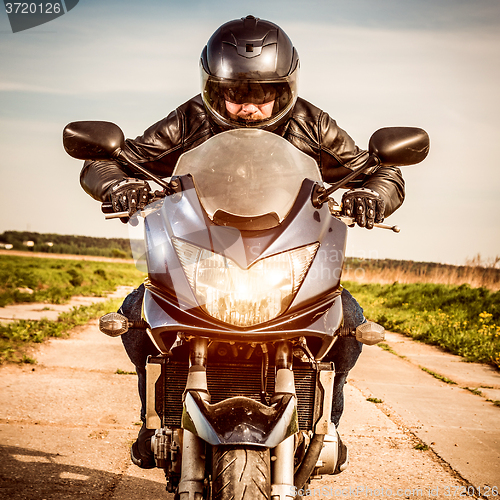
[80, 16, 405, 470]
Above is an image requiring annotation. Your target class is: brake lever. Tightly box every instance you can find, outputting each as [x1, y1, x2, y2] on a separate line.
[337, 215, 400, 233]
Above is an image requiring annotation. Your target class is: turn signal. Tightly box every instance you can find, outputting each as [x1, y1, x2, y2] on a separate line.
[355, 321, 385, 345]
[99, 312, 129, 337]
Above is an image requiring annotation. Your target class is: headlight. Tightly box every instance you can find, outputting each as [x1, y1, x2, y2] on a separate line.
[172, 238, 318, 327]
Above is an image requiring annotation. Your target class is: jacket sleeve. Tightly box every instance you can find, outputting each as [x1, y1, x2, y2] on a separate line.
[319, 111, 405, 217]
[80, 108, 185, 202]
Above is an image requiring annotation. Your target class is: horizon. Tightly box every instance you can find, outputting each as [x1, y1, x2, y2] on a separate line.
[1, 228, 497, 269]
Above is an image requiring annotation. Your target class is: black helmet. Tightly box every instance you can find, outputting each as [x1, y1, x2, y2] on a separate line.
[200, 16, 299, 130]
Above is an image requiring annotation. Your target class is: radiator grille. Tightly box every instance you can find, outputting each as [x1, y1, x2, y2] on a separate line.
[161, 361, 316, 430]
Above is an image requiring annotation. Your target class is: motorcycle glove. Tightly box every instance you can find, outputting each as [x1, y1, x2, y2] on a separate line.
[342, 188, 385, 229]
[110, 178, 151, 222]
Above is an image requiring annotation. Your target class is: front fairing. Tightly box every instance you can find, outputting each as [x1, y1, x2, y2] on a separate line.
[140, 175, 346, 358]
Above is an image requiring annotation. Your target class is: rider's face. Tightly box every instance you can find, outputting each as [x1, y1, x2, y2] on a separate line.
[225, 100, 275, 122]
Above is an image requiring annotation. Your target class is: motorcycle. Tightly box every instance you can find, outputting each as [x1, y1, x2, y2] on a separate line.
[63, 122, 429, 500]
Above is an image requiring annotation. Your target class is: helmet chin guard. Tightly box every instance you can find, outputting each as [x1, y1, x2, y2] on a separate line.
[200, 15, 299, 131]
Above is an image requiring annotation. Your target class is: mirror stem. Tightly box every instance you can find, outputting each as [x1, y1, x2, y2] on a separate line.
[312, 155, 380, 207]
[116, 150, 172, 191]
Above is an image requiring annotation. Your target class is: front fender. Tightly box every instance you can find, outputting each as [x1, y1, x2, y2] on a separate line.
[182, 391, 298, 448]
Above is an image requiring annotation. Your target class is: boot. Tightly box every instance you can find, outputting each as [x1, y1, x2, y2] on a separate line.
[131, 422, 156, 469]
[334, 432, 349, 474]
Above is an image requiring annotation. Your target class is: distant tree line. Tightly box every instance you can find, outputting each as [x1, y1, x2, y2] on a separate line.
[0, 231, 132, 259]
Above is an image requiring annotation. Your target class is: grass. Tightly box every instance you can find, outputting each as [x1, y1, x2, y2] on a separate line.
[116, 368, 137, 375]
[21, 354, 37, 364]
[0, 254, 145, 364]
[366, 397, 383, 404]
[378, 342, 406, 359]
[343, 281, 500, 369]
[464, 387, 484, 396]
[414, 443, 429, 451]
[420, 367, 457, 385]
[0, 297, 124, 363]
[0, 255, 144, 307]
[343, 256, 500, 291]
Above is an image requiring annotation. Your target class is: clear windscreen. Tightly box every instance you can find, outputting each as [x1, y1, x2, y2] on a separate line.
[172, 129, 322, 225]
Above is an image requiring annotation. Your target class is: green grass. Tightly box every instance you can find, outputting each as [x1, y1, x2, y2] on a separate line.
[0, 298, 124, 364]
[366, 397, 383, 404]
[414, 443, 429, 451]
[420, 367, 457, 385]
[115, 368, 137, 375]
[0, 255, 144, 307]
[378, 342, 406, 359]
[464, 387, 484, 397]
[343, 281, 500, 369]
[0, 254, 145, 364]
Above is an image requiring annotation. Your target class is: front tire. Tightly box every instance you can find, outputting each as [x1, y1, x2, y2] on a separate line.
[212, 446, 270, 500]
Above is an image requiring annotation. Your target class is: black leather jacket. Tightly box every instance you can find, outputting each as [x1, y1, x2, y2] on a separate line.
[80, 95, 405, 216]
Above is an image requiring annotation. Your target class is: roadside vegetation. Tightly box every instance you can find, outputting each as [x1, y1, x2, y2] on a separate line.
[0, 255, 144, 307]
[343, 256, 500, 291]
[0, 253, 145, 363]
[343, 280, 500, 369]
[0, 298, 124, 364]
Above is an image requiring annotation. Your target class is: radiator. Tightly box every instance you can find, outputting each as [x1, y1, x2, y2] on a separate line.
[153, 359, 319, 431]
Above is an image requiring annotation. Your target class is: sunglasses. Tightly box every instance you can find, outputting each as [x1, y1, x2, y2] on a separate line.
[223, 84, 277, 105]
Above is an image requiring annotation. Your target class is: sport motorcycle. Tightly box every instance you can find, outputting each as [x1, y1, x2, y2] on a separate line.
[63, 122, 429, 500]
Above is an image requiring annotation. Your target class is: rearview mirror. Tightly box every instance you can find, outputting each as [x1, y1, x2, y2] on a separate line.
[63, 121, 125, 160]
[369, 127, 430, 166]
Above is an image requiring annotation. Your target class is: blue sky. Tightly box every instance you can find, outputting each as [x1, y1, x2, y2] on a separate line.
[0, 0, 499, 265]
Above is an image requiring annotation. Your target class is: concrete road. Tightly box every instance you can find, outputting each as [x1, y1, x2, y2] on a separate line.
[1, 321, 498, 499]
[347, 332, 500, 490]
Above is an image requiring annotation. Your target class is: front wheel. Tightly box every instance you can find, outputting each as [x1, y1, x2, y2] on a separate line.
[211, 446, 270, 500]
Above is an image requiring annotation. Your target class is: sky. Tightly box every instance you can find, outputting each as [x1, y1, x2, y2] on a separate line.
[0, 0, 499, 266]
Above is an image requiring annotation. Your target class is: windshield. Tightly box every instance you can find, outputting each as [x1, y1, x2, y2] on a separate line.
[172, 129, 321, 226]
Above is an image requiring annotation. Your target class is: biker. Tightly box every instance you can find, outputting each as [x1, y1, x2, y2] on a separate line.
[80, 16, 405, 470]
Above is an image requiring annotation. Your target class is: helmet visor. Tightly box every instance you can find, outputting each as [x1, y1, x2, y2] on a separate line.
[201, 69, 298, 128]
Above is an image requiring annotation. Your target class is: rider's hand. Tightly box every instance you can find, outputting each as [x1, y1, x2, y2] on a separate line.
[342, 188, 385, 229]
[110, 178, 150, 222]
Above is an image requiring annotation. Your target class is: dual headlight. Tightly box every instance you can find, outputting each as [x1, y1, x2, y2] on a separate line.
[172, 238, 318, 327]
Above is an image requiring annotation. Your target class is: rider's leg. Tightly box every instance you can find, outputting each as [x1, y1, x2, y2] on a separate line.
[322, 288, 365, 474]
[325, 288, 364, 426]
[118, 284, 159, 468]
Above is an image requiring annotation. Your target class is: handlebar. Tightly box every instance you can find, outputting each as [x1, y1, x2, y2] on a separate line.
[101, 194, 400, 232]
[101, 202, 129, 219]
[104, 211, 130, 220]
